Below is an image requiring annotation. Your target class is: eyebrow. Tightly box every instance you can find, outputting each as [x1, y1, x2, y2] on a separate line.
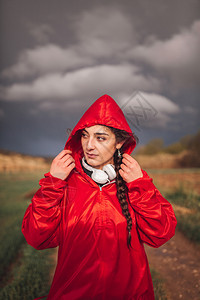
[83, 129, 109, 136]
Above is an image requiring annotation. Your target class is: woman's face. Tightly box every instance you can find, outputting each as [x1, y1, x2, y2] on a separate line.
[81, 125, 123, 169]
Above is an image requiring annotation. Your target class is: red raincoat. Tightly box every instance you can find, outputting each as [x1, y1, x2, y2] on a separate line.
[22, 94, 177, 300]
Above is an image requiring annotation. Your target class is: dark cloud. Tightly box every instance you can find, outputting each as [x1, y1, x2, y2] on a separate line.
[0, 0, 199, 155]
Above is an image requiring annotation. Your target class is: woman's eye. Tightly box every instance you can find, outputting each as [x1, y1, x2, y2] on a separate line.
[81, 133, 88, 138]
[97, 137, 106, 141]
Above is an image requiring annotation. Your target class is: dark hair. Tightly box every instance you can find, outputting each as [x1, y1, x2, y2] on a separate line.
[108, 126, 138, 248]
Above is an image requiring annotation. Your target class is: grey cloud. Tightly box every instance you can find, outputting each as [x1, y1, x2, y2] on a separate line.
[1, 44, 95, 79]
[0, 0, 199, 156]
[1, 7, 136, 79]
[141, 92, 181, 128]
[1, 64, 162, 102]
[75, 6, 137, 57]
[140, 92, 180, 114]
[28, 23, 55, 43]
[118, 91, 181, 130]
[127, 20, 200, 89]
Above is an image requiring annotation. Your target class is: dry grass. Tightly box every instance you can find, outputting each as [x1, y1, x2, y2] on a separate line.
[148, 171, 200, 194]
[0, 153, 50, 172]
[134, 151, 188, 169]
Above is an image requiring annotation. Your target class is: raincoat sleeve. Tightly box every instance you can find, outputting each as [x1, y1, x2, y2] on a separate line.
[22, 172, 67, 250]
[126, 170, 177, 248]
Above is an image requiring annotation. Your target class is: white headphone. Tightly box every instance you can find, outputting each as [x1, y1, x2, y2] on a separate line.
[82, 157, 116, 184]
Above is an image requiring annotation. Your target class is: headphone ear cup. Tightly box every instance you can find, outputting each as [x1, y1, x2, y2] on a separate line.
[103, 164, 116, 181]
[92, 169, 109, 184]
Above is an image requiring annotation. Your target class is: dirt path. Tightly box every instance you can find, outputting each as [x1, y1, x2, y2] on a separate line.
[145, 230, 200, 300]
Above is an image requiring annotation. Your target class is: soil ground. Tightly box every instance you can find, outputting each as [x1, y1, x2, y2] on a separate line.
[146, 170, 200, 299]
[145, 231, 200, 300]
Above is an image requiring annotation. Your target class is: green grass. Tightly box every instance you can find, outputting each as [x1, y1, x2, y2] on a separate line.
[151, 269, 168, 300]
[0, 243, 52, 300]
[0, 171, 54, 299]
[165, 185, 200, 210]
[164, 186, 200, 243]
[0, 218, 26, 280]
[176, 213, 200, 243]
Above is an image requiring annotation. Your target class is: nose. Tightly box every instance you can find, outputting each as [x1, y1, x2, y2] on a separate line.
[86, 137, 95, 150]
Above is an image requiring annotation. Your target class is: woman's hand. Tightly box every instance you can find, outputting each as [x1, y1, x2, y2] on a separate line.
[50, 150, 75, 180]
[119, 153, 143, 183]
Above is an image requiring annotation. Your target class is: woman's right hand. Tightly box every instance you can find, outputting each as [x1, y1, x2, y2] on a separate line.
[50, 150, 75, 180]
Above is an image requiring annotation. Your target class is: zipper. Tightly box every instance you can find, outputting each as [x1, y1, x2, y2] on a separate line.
[99, 179, 116, 191]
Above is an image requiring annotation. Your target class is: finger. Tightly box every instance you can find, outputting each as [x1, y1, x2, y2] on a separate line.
[123, 153, 138, 164]
[65, 161, 76, 175]
[119, 168, 124, 175]
[67, 161, 76, 171]
[122, 153, 134, 163]
[56, 149, 72, 160]
[119, 168, 127, 180]
[61, 153, 74, 162]
[120, 163, 130, 173]
[122, 157, 133, 168]
[63, 156, 75, 166]
[123, 156, 139, 168]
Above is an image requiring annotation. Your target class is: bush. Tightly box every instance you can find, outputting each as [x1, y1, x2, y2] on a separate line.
[137, 138, 164, 155]
[178, 151, 200, 168]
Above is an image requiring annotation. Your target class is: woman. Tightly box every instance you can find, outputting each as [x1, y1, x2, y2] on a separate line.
[22, 94, 177, 300]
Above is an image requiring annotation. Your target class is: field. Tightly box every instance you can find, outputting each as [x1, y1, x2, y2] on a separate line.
[0, 169, 200, 299]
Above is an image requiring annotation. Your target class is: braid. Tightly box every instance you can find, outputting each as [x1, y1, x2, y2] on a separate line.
[114, 150, 132, 248]
[103, 125, 138, 248]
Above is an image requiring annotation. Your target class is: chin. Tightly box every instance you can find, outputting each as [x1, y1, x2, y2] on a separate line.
[86, 157, 99, 165]
[85, 157, 102, 168]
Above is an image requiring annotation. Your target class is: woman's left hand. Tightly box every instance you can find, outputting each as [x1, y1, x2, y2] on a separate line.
[119, 153, 143, 183]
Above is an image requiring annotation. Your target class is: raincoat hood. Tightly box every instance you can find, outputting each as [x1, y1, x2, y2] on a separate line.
[64, 94, 136, 159]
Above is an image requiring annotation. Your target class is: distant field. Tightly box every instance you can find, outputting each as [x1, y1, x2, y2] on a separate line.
[0, 169, 199, 299]
[134, 152, 187, 169]
[148, 168, 200, 194]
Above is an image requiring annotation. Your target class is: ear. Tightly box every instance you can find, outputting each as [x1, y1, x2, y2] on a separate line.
[116, 140, 125, 150]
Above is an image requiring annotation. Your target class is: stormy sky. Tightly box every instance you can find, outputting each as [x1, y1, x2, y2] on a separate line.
[0, 0, 199, 156]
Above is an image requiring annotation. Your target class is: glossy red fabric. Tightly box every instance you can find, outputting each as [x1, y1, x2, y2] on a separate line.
[22, 94, 177, 300]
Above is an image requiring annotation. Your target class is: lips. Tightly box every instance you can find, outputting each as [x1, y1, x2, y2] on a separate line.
[86, 153, 98, 158]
